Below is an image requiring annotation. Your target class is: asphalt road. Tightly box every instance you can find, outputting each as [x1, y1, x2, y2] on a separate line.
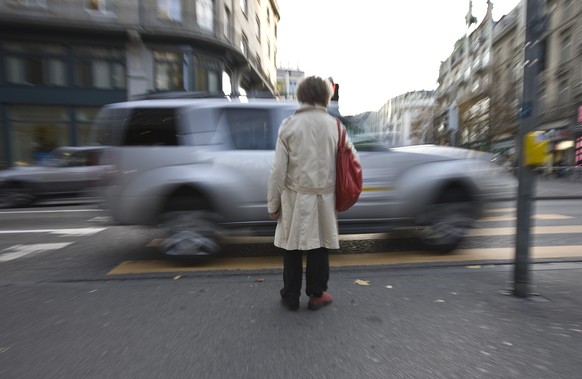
[1, 199, 581, 378]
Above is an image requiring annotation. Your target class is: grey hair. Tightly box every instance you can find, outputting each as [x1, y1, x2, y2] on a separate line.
[296, 76, 333, 107]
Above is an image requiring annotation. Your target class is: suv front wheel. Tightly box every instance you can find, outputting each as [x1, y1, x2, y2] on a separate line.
[159, 196, 223, 257]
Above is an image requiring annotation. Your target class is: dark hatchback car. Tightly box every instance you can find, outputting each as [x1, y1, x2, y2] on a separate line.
[0, 146, 109, 208]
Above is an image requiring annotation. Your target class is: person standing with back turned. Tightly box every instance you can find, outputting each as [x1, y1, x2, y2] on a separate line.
[267, 76, 359, 311]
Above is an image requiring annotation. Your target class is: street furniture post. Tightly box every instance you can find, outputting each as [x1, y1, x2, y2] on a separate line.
[513, 0, 547, 298]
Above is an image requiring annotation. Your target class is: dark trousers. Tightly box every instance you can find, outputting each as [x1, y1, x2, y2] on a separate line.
[280, 248, 329, 302]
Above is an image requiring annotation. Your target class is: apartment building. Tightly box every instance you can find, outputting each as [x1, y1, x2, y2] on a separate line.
[538, 0, 582, 166]
[0, 0, 279, 167]
[488, 1, 525, 160]
[434, 1, 495, 150]
[435, 0, 582, 166]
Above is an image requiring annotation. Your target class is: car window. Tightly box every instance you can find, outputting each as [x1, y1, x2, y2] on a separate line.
[90, 108, 129, 146]
[181, 108, 221, 146]
[123, 108, 179, 146]
[224, 108, 275, 150]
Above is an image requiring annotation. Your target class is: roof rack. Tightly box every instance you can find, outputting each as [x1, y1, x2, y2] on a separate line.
[132, 91, 228, 100]
[131, 90, 278, 101]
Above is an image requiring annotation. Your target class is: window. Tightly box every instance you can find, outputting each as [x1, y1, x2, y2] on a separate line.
[90, 108, 130, 146]
[241, 33, 248, 57]
[74, 47, 126, 89]
[3, 43, 67, 87]
[197, 0, 214, 31]
[158, 0, 182, 22]
[255, 16, 261, 40]
[240, 0, 247, 16]
[85, 0, 114, 14]
[557, 78, 569, 106]
[224, 6, 232, 40]
[560, 33, 572, 62]
[9, 0, 46, 8]
[123, 109, 179, 146]
[225, 109, 274, 150]
[153, 51, 185, 91]
[267, 39, 271, 59]
[195, 55, 221, 92]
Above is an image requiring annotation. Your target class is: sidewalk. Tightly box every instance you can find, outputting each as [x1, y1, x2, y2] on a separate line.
[2, 262, 581, 378]
[535, 176, 582, 199]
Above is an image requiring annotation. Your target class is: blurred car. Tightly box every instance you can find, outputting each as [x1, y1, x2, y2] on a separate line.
[0, 146, 109, 208]
[90, 94, 516, 255]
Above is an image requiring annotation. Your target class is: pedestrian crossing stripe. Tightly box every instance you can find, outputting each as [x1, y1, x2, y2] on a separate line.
[480, 214, 573, 222]
[106, 245, 582, 275]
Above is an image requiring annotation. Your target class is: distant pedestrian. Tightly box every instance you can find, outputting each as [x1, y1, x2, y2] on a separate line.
[267, 76, 359, 311]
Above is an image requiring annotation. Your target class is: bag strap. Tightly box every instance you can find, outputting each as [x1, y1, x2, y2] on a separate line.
[336, 118, 346, 149]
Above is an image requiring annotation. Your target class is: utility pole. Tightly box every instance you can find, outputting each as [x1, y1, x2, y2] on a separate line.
[513, 0, 546, 298]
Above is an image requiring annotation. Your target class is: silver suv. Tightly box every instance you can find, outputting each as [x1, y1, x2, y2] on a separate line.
[91, 95, 515, 256]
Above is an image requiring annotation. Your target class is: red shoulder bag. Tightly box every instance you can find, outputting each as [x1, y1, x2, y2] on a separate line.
[335, 119, 362, 212]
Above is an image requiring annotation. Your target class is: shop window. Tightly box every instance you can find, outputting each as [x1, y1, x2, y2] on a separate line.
[197, 0, 214, 31]
[8, 106, 70, 166]
[154, 51, 185, 91]
[75, 108, 100, 146]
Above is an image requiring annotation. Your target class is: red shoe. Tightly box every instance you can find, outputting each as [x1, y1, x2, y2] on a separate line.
[308, 292, 333, 310]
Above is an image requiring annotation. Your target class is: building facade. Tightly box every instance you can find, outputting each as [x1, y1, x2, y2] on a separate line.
[276, 67, 304, 100]
[538, 0, 582, 166]
[374, 90, 436, 147]
[435, 0, 582, 166]
[0, 0, 279, 167]
[435, 1, 496, 150]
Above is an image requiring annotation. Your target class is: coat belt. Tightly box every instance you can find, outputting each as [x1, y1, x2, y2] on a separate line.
[286, 181, 334, 195]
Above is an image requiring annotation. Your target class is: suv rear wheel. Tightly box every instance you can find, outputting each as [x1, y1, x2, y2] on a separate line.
[0, 182, 36, 208]
[416, 188, 476, 253]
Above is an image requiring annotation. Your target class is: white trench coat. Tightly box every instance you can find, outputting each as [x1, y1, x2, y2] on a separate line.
[267, 104, 358, 251]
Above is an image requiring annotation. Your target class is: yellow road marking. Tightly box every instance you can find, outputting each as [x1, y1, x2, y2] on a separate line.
[469, 225, 582, 236]
[480, 214, 573, 222]
[107, 245, 582, 275]
[485, 208, 516, 213]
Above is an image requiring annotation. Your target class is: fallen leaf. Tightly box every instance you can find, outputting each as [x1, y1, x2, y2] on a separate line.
[0, 347, 10, 353]
[385, 285, 393, 289]
[173, 275, 181, 280]
[434, 299, 446, 303]
[255, 278, 265, 282]
[466, 265, 482, 269]
[355, 279, 370, 286]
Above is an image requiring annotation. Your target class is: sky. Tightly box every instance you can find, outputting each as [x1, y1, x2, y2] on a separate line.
[276, 0, 522, 115]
